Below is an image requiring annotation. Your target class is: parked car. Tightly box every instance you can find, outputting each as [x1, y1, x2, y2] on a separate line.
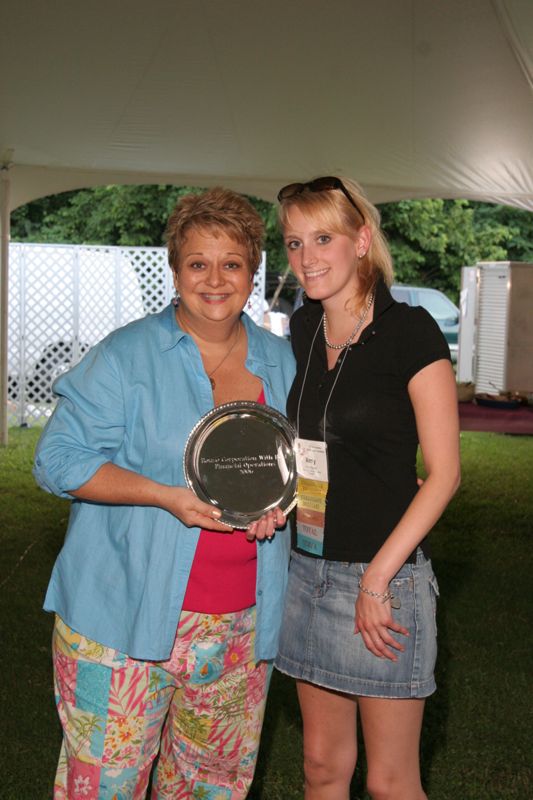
[390, 285, 459, 361]
[291, 283, 459, 360]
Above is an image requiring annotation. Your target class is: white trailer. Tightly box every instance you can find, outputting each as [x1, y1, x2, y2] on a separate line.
[457, 262, 533, 394]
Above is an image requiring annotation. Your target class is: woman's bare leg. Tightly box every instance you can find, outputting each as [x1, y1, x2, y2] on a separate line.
[296, 680, 358, 800]
[358, 696, 427, 800]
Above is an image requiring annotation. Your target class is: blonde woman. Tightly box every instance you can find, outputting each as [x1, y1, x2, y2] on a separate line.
[274, 177, 460, 800]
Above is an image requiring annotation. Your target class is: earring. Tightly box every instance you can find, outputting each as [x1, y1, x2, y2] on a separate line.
[172, 292, 180, 307]
[247, 297, 253, 310]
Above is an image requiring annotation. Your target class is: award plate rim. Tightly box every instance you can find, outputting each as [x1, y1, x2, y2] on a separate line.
[184, 400, 297, 529]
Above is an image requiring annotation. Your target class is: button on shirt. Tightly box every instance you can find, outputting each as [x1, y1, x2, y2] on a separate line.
[34, 305, 296, 661]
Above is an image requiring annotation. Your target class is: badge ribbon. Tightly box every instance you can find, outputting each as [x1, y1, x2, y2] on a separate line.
[295, 438, 328, 556]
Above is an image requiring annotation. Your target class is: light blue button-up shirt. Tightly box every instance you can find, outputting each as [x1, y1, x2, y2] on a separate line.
[34, 304, 295, 661]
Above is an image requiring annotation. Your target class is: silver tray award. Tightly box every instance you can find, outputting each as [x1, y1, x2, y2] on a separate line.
[184, 401, 297, 529]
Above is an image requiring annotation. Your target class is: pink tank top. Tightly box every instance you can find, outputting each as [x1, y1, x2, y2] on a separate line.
[182, 389, 265, 613]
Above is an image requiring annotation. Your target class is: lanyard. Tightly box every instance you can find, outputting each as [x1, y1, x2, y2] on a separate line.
[296, 312, 353, 445]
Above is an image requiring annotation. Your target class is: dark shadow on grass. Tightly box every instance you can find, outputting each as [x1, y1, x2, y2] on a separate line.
[421, 551, 474, 793]
[249, 669, 303, 799]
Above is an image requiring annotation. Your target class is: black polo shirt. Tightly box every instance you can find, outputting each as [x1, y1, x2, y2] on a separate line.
[287, 280, 451, 563]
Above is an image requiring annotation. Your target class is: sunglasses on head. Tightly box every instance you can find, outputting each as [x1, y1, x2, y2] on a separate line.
[277, 176, 364, 221]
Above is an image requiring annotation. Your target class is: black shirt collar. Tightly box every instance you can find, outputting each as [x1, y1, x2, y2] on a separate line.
[373, 277, 395, 319]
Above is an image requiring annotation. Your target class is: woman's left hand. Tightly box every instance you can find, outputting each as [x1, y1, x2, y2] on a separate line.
[245, 507, 286, 542]
[354, 591, 409, 662]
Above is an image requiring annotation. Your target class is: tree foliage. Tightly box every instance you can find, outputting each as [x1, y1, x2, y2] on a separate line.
[11, 185, 189, 247]
[379, 199, 519, 300]
[11, 184, 287, 273]
[11, 186, 533, 302]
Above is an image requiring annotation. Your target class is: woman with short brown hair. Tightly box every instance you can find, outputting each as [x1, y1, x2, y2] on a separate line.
[35, 187, 295, 799]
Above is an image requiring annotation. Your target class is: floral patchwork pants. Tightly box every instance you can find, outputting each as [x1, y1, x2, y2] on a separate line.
[52, 609, 270, 799]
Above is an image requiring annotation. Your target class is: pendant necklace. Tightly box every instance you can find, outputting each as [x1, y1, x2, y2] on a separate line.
[323, 291, 375, 350]
[207, 322, 241, 390]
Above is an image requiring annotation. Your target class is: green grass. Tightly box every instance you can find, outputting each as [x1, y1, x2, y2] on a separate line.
[1, 428, 532, 799]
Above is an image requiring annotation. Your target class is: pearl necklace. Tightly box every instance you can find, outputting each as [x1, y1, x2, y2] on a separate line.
[323, 291, 375, 350]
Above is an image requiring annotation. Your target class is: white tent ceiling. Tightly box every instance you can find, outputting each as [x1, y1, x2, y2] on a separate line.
[1, 0, 533, 443]
[1, 0, 533, 210]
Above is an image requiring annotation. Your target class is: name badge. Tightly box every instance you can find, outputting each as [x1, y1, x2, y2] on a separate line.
[295, 438, 328, 482]
[295, 438, 328, 556]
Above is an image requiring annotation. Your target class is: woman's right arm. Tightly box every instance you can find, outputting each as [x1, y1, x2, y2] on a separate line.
[69, 462, 230, 531]
[33, 337, 231, 531]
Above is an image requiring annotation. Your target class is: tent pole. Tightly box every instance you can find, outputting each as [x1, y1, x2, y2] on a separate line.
[0, 165, 10, 446]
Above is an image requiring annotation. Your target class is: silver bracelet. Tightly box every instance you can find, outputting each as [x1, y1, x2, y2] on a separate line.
[358, 580, 394, 604]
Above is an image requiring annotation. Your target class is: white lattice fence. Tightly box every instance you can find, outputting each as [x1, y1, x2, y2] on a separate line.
[7, 243, 265, 426]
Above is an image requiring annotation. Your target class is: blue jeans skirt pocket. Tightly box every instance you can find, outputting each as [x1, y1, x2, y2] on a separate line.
[275, 549, 438, 699]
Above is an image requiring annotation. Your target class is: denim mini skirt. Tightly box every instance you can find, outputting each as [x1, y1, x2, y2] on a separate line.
[275, 549, 439, 698]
